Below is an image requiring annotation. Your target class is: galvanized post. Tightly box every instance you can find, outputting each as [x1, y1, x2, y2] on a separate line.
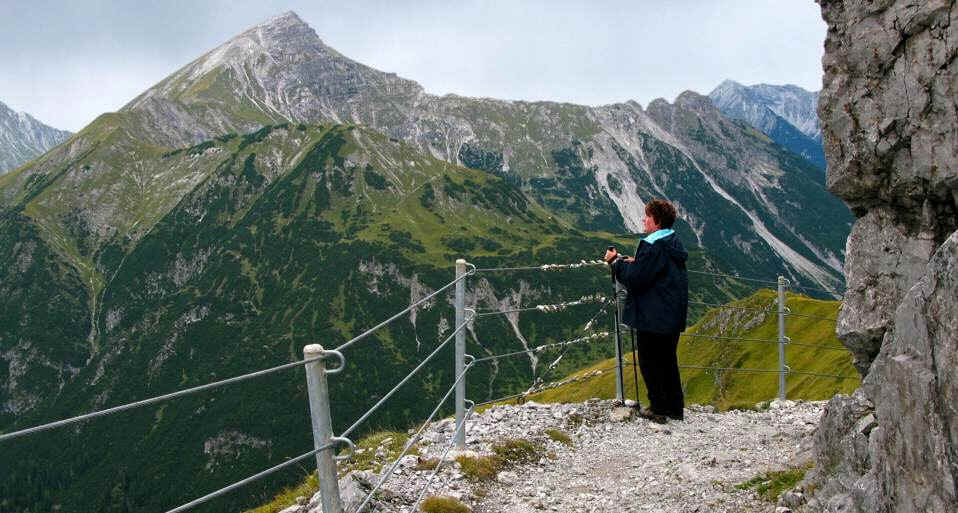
[777, 276, 787, 401]
[304, 344, 343, 513]
[454, 259, 467, 449]
[613, 280, 625, 403]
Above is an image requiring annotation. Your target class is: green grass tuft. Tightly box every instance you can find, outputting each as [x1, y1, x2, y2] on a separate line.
[420, 495, 471, 513]
[491, 438, 544, 465]
[544, 428, 573, 446]
[456, 437, 545, 482]
[242, 473, 316, 513]
[736, 466, 809, 502]
[456, 454, 502, 482]
[343, 431, 417, 473]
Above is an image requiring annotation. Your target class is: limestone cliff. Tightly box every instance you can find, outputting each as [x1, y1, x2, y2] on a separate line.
[804, 1, 958, 511]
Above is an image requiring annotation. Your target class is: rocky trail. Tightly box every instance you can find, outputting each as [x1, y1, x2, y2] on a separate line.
[282, 399, 824, 513]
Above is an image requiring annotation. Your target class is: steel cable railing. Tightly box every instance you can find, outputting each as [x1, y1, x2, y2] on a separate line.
[688, 300, 774, 313]
[474, 260, 606, 273]
[680, 332, 848, 352]
[687, 269, 780, 285]
[471, 331, 610, 364]
[474, 294, 607, 317]
[785, 311, 838, 322]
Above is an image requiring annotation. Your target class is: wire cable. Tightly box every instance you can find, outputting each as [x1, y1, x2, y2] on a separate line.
[166, 439, 345, 513]
[688, 300, 774, 313]
[0, 354, 332, 443]
[785, 311, 838, 322]
[340, 314, 474, 439]
[474, 260, 606, 273]
[471, 332, 609, 364]
[475, 295, 607, 317]
[349, 363, 475, 513]
[335, 265, 475, 353]
[687, 269, 779, 285]
[409, 403, 477, 512]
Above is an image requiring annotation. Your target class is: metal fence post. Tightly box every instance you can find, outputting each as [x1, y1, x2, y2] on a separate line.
[454, 259, 467, 449]
[613, 281, 625, 403]
[304, 344, 343, 513]
[777, 276, 787, 401]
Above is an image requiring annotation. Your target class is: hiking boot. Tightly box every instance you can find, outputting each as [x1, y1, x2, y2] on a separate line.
[638, 407, 668, 424]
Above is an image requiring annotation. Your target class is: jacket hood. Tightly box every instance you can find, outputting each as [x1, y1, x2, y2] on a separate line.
[658, 233, 688, 264]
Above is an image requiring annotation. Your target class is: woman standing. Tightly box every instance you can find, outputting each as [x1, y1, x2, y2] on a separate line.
[604, 199, 689, 423]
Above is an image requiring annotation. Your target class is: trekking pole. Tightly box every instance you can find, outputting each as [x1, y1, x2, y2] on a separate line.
[629, 328, 641, 406]
[608, 247, 625, 404]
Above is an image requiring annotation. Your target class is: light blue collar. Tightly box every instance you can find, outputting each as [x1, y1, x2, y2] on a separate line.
[642, 228, 674, 244]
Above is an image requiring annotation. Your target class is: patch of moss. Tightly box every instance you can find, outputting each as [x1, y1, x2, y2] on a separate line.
[414, 457, 440, 471]
[491, 438, 544, 465]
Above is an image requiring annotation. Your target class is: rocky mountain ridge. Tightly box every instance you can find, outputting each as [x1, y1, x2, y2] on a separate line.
[0, 99, 72, 174]
[1, 11, 850, 295]
[709, 80, 826, 171]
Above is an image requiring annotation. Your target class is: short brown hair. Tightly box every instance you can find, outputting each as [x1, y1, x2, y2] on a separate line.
[645, 199, 677, 229]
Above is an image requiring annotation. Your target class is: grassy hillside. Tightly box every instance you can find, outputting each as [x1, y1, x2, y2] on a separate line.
[525, 290, 859, 410]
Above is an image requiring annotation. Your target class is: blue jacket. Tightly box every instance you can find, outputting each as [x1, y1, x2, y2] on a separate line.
[612, 232, 689, 334]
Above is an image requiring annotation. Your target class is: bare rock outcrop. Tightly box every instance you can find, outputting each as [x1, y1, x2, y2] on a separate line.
[805, 1, 958, 511]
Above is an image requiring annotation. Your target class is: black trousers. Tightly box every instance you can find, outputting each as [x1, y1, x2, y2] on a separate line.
[635, 330, 684, 418]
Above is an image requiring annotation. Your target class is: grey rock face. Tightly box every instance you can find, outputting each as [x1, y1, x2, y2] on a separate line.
[818, 0, 958, 369]
[861, 231, 958, 511]
[0, 100, 71, 174]
[807, 0, 958, 511]
[837, 207, 939, 374]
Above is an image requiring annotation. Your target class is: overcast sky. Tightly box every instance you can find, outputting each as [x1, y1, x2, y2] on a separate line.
[1, 0, 827, 132]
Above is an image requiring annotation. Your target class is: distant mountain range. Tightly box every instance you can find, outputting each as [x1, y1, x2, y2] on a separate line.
[0, 100, 72, 174]
[709, 80, 826, 172]
[0, 11, 851, 512]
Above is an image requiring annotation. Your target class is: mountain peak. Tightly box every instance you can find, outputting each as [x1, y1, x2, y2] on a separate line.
[261, 10, 306, 27]
[0, 98, 72, 174]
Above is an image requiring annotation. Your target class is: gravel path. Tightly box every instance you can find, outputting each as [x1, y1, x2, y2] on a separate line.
[471, 401, 822, 513]
[284, 399, 823, 513]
